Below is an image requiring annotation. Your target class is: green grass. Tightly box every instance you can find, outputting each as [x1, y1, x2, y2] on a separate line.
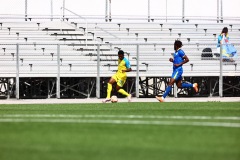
[0, 102, 240, 160]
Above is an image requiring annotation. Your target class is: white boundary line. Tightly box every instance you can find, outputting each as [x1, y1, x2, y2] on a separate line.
[1, 114, 240, 128]
[1, 114, 240, 120]
[0, 97, 240, 104]
[0, 118, 240, 128]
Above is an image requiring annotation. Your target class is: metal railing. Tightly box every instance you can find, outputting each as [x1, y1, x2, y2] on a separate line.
[0, 43, 239, 99]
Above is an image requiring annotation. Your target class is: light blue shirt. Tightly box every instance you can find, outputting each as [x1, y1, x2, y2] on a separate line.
[217, 34, 229, 48]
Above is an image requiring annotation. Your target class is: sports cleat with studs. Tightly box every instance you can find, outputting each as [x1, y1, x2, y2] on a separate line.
[155, 96, 164, 102]
[127, 94, 132, 102]
[193, 83, 198, 93]
[102, 98, 111, 103]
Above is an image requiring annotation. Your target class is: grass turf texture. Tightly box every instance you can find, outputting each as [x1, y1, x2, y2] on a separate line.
[0, 102, 240, 160]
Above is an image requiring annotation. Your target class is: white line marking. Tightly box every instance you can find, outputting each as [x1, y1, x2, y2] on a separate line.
[0, 118, 240, 128]
[1, 114, 240, 128]
[1, 114, 240, 120]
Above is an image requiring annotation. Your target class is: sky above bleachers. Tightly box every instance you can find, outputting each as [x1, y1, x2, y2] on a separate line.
[0, 0, 239, 17]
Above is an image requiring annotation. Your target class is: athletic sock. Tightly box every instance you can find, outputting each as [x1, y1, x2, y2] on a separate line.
[163, 86, 172, 98]
[182, 83, 193, 88]
[118, 89, 129, 97]
[107, 83, 112, 99]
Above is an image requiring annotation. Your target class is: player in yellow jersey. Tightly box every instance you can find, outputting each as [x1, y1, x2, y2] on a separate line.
[102, 50, 132, 103]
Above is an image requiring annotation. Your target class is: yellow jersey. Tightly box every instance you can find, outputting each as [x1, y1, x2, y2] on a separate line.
[116, 57, 131, 77]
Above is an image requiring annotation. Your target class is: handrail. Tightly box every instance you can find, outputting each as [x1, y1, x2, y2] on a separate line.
[61, 7, 121, 47]
[0, 14, 239, 22]
[61, 7, 88, 46]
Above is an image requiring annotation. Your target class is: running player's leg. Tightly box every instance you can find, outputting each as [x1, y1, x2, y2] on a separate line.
[102, 75, 117, 103]
[156, 70, 180, 102]
[116, 85, 128, 96]
[177, 77, 198, 92]
[116, 78, 132, 102]
[156, 78, 175, 102]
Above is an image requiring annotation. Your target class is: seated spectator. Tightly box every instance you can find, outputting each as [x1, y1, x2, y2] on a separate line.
[217, 27, 234, 62]
[217, 27, 229, 54]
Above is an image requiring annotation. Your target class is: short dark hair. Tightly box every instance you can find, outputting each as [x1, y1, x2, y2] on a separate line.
[174, 40, 183, 49]
[221, 27, 228, 34]
[118, 50, 124, 55]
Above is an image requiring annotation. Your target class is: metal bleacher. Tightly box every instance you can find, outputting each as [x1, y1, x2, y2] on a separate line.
[0, 14, 239, 99]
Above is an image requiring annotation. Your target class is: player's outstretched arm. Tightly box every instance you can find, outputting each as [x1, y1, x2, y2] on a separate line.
[122, 68, 132, 73]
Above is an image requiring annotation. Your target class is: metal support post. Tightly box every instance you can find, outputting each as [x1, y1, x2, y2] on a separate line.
[7, 78, 10, 99]
[16, 44, 19, 99]
[166, 0, 168, 22]
[174, 83, 178, 98]
[136, 44, 140, 98]
[220, 0, 223, 23]
[219, 44, 223, 97]
[51, 0, 53, 21]
[148, 0, 150, 22]
[25, 0, 28, 21]
[105, 0, 108, 22]
[63, 0, 65, 20]
[48, 79, 50, 98]
[96, 44, 100, 98]
[182, 0, 185, 22]
[217, 0, 219, 23]
[57, 44, 61, 98]
[109, 0, 112, 21]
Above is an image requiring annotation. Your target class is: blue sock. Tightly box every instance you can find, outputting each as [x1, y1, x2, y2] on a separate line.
[163, 86, 172, 98]
[181, 83, 193, 88]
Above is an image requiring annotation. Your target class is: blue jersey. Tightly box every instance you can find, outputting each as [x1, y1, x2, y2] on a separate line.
[172, 49, 185, 71]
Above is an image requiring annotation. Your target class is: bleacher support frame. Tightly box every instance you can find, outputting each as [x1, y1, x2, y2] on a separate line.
[0, 42, 239, 99]
[0, 14, 239, 99]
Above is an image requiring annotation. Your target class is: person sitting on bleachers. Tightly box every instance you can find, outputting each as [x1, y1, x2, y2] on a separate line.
[217, 27, 229, 54]
[216, 27, 235, 62]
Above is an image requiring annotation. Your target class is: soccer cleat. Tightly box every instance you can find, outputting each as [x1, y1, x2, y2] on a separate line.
[193, 83, 198, 93]
[127, 94, 132, 102]
[155, 96, 164, 102]
[102, 98, 111, 103]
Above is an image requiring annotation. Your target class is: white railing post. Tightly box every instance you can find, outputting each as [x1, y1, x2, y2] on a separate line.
[220, 0, 223, 23]
[109, 0, 112, 21]
[96, 44, 100, 98]
[219, 44, 223, 97]
[182, 0, 185, 22]
[166, 0, 168, 22]
[105, 0, 108, 22]
[217, 0, 219, 23]
[51, 0, 53, 21]
[63, 0, 65, 20]
[148, 0, 150, 22]
[136, 44, 140, 98]
[174, 83, 178, 98]
[57, 44, 61, 99]
[16, 44, 20, 99]
[25, 0, 28, 21]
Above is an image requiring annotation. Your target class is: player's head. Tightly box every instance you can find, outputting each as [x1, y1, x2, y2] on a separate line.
[221, 27, 228, 35]
[118, 50, 124, 60]
[174, 40, 183, 51]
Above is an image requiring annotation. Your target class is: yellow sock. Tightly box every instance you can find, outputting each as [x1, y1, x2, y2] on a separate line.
[118, 89, 129, 97]
[107, 83, 112, 99]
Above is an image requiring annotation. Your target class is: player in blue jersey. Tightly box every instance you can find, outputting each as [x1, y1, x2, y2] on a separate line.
[102, 50, 132, 103]
[156, 40, 198, 102]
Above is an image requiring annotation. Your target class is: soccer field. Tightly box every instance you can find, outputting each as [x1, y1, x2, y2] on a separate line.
[0, 102, 240, 160]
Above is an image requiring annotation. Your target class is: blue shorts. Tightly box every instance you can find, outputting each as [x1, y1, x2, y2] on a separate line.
[171, 70, 183, 81]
